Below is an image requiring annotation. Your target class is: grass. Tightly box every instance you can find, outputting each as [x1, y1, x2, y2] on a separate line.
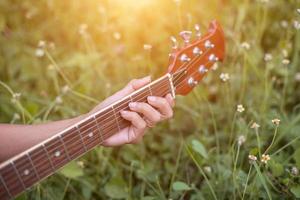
[0, 0, 300, 199]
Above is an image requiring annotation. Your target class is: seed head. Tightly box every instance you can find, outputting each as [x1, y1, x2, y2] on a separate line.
[282, 59, 290, 65]
[291, 167, 299, 176]
[264, 53, 273, 62]
[238, 135, 246, 146]
[241, 42, 250, 50]
[248, 154, 257, 164]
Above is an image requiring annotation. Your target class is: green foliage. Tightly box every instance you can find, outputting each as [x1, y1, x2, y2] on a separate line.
[0, 0, 300, 199]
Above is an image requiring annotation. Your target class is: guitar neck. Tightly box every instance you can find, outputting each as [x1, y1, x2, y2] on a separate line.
[0, 73, 175, 199]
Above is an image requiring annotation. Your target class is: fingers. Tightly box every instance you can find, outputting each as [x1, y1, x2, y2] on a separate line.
[147, 95, 174, 119]
[119, 76, 151, 96]
[129, 102, 161, 124]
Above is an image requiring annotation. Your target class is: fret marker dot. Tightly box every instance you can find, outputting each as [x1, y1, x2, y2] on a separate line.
[54, 151, 61, 157]
[88, 132, 93, 138]
[24, 169, 30, 176]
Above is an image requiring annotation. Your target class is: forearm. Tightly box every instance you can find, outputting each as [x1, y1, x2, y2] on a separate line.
[0, 115, 86, 162]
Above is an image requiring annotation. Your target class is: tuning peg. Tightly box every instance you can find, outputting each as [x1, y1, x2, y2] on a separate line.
[170, 36, 178, 49]
[193, 47, 203, 56]
[209, 54, 219, 62]
[198, 65, 208, 74]
[180, 54, 191, 62]
[205, 40, 215, 49]
[179, 31, 192, 45]
[188, 77, 198, 87]
[194, 24, 201, 38]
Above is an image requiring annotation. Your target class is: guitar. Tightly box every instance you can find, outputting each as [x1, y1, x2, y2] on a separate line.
[0, 20, 225, 199]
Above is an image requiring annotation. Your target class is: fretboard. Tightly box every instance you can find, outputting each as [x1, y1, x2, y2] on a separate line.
[0, 74, 175, 199]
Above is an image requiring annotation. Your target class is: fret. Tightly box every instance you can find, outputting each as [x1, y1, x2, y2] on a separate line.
[76, 125, 88, 152]
[13, 155, 39, 188]
[112, 106, 121, 131]
[94, 115, 104, 144]
[0, 174, 12, 200]
[44, 137, 69, 169]
[30, 145, 54, 178]
[95, 108, 119, 139]
[62, 127, 85, 159]
[11, 161, 26, 190]
[131, 86, 151, 103]
[59, 135, 71, 161]
[77, 119, 99, 151]
[0, 163, 23, 197]
[27, 153, 40, 180]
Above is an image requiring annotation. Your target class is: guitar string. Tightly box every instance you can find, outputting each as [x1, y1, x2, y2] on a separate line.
[0, 46, 215, 185]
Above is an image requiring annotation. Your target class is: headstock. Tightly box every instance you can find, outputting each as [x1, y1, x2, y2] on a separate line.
[168, 20, 225, 96]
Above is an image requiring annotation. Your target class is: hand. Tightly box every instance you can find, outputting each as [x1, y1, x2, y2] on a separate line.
[91, 76, 175, 146]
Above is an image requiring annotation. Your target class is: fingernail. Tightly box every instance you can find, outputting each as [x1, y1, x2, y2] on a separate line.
[129, 102, 137, 108]
[148, 96, 156, 102]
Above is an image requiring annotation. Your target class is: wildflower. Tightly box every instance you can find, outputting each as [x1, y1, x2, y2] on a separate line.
[38, 40, 46, 48]
[143, 44, 152, 50]
[261, 154, 271, 164]
[77, 161, 85, 168]
[204, 166, 212, 173]
[251, 122, 260, 129]
[55, 96, 63, 104]
[295, 72, 300, 82]
[212, 63, 219, 71]
[78, 24, 88, 35]
[271, 118, 280, 125]
[280, 20, 289, 29]
[294, 21, 300, 30]
[13, 93, 21, 100]
[113, 32, 121, 40]
[297, 9, 300, 15]
[291, 167, 299, 176]
[238, 135, 246, 146]
[12, 113, 20, 120]
[62, 85, 70, 94]
[48, 42, 56, 50]
[264, 53, 273, 62]
[35, 48, 44, 57]
[219, 73, 230, 82]
[248, 155, 257, 164]
[237, 104, 245, 113]
[282, 49, 288, 58]
[282, 59, 290, 65]
[241, 42, 250, 50]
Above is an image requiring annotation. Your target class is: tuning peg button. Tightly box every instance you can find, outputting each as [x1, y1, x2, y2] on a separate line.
[188, 77, 198, 87]
[193, 47, 203, 56]
[198, 65, 208, 74]
[209, 54, 219, 62]
[194, 24, 201, 38]
[180, 31, 192, 45]
[180, 54, 191, 62]
[205, 40, 215, 49]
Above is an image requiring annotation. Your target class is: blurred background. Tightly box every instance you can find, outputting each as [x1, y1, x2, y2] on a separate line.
[0, 0, 300, 199]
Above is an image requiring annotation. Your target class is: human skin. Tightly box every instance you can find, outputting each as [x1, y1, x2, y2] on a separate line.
[0, 76, 175, 162]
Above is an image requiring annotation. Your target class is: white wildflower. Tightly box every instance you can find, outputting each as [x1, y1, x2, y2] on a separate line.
[297, 9, 300, 15]
[295, 72, 300, 82]
[62, 85, 70, 94]
[291, 167, 299, 176]
[280, 20, 289, 29]
[271, 118, 280, 125]
[77, 161, 85, 168]
[251, 122, 260, 129]
[113, 32, 121, 40]
[143, 44, 152, 50]
[282, 49, 288, 57]
[248, 155, 257, 164]
[204, 166, 212, 173]
[219, 73, 230, 82]
[55, 96, 63, 104]
[78, 24, 88, 35]
[238, 135, 246, 146]
[241, 42, 251, 50]
[282, 59, 290, 65]
[261, 154, 271, 164]
[264, 53, 273, 62]
[293, 20, 300, 30]
[35, 48, 44, 57]
[212, 63, 219, 71]
[12, 113, 20, 120]
[237, 104, 245, 113]
[38, 40, 46, 48]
